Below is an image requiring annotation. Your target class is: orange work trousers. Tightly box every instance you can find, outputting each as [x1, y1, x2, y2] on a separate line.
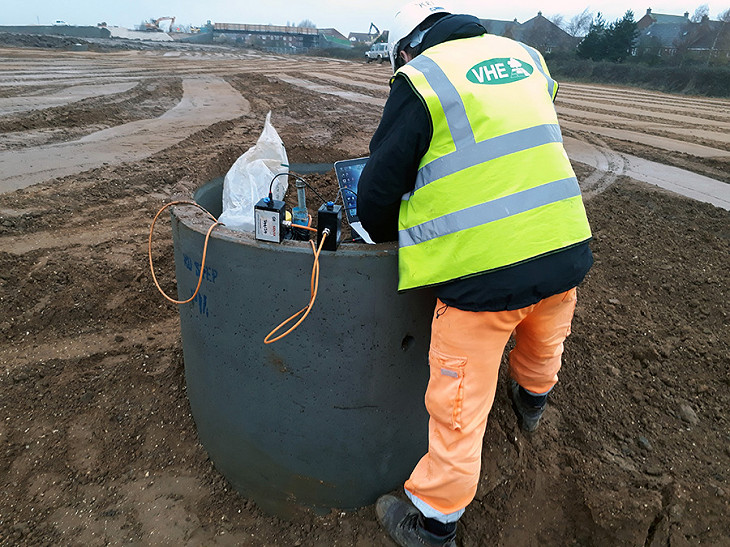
[404, 288, 578, 521]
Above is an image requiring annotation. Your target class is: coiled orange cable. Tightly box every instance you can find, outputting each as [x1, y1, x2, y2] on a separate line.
[148, 200, 221, 305]
[150, 200, 327, 343]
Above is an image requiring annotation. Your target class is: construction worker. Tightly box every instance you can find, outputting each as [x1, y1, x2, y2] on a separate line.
[356, 2, 594, 546]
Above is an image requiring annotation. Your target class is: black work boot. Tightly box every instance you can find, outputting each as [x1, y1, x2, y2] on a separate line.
[509, 379, 547, 432]
[375, 495, 456, 547]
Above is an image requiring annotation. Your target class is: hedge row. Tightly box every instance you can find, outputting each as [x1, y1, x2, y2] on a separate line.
[546, 56, 730, 97]
[309, 45, 370, 61]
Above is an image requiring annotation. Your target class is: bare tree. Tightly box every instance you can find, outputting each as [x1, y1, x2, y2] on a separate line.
[707, 7, 729, 66]
[548, 14, 565, 29]
[691, 4, 710, 22]
[565, 8, 594, 37]
[297, 19, 316, 29]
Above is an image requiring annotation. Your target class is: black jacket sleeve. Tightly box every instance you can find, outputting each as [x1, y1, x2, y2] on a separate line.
[356, 77, 431, 243]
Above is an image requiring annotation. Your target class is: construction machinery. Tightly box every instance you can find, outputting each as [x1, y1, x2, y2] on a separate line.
[143, 16, 176, 32]
[366, 22, 385, 45]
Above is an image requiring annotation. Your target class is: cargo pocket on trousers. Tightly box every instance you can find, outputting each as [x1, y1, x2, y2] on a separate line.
[425, 349, 467, 431]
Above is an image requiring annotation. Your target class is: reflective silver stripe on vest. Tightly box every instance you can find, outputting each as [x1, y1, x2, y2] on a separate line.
[409, 55, 476, 149]
[517, 42, 556, 98]
[410, 123, 563, 196]
[399, 176, 581, 248]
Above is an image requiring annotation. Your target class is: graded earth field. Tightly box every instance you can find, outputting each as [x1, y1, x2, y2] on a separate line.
[0, 43, 728, 546]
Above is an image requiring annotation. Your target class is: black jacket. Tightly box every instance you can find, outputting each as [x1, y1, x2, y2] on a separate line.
[357, 14, 593, 311]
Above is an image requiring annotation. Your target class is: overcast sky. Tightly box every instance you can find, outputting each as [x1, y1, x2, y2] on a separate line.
[2, 1, 727, 33]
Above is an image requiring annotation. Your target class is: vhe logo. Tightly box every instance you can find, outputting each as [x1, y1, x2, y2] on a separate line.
[416, 1, 443, 9]
[467, 58, 534, 85]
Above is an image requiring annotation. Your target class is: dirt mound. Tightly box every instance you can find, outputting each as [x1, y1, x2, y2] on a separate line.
[0, 32, 90, 50]
[0, 31, 242, 53]
[0, 48, 728, 546]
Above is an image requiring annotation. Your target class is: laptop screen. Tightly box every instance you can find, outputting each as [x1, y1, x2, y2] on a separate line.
[334, 157, 368, 223]
[333, 157, 374, 244]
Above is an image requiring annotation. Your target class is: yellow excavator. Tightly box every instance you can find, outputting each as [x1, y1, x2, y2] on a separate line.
[144, 16, 176, 32]
[366, 22, 385, 45]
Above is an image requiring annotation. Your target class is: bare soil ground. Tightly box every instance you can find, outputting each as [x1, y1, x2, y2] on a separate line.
[0, 42, 728, 546]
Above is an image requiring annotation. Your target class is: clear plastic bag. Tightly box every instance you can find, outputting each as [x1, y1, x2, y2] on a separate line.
[219, 111, 288, 231]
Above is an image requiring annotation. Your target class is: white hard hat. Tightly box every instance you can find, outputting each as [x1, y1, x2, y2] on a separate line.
[388, 1, 451, 71]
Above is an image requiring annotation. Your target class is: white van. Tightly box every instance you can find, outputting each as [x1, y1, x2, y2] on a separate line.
[365, 42, 389, 63]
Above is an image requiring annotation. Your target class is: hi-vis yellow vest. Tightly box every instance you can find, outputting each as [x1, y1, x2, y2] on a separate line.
[394, 34, 592, 292]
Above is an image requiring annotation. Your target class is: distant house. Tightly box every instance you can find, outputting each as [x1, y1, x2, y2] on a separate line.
[683, 17, 730, 61]
[348, 30, 388, 45]
[636, 8, 691, 56]
[636, 8, 730, 61]
[348, 32, 374, 43]
[518, 12, 579, 53]
[480, 18, 520, 39]
[480, 12, 577, 53]
[637, 8, 690, 30]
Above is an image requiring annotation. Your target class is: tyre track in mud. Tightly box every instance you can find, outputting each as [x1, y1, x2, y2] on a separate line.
[556, 96, 730, 127]
[559, 82, 730, 112]
[0, 76, 250, 192]
[229, 60, 730, 202]
[0, 79, 184, 152]
[0, 82, 139, 115]
[563, 136, 730, 209]
[559, 119, 730, 159]
[7, 48, 724, 196]
[265, 62, 730, 208]
[0, 46, 728, 547]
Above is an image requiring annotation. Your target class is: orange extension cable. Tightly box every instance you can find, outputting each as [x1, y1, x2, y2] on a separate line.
[264, 229, 328, 344]
[148, 200, 221, 305]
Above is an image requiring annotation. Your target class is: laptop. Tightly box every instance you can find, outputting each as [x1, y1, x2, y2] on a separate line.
[334, 157, 375, 244]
